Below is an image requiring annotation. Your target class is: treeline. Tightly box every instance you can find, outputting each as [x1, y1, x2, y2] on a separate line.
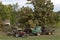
[0, 0, 60, 29]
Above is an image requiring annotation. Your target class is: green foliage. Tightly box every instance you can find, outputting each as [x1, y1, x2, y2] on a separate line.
[56, 11, 60, 21]
[0, 2, 6, 20]
[30, 0, 58, 27]
[10, 3, 19, 26]
[18, 7, 34, 28]
[0, 0, 60, 29]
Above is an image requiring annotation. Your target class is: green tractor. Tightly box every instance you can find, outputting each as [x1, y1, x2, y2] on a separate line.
[32, 26, 42, 36]
[32, 26, 55, 35]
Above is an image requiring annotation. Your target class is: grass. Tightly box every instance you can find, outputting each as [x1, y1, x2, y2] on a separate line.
[0, 22, 60, 40]
[0, 32, 60, 40]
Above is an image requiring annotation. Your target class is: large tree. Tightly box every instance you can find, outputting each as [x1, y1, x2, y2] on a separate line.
[27, 0, 58, 27]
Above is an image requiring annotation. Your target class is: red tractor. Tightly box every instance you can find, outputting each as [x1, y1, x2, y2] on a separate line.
[7, 28, 28, 37]
[15, 30, 28, 37]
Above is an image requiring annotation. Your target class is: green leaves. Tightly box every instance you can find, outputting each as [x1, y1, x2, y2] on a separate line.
[30, 0, 58, 27]
[0, 0, 59, 28]
[18, 7, 34, 28]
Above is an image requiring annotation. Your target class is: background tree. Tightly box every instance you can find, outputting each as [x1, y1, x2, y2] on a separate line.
[0, 2, 7, 20]
[10, 3, 19, 27]
[18, 7, 34, 28]
[55, 11, 60, 22]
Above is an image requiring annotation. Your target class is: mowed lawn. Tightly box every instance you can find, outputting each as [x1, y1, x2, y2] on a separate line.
[0, 22, 60, 40]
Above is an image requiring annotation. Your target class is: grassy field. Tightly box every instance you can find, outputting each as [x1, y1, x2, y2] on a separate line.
[0, 22, 60, 40]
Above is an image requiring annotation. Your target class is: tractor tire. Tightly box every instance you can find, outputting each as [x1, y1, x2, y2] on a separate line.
[15, 34, 19, 38]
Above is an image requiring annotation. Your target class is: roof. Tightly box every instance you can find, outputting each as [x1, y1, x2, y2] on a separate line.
[3, 19, 10, 25]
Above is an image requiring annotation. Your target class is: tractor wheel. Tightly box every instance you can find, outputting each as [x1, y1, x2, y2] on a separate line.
[15, 34, 19, 37]
[49, 32, 51, 35]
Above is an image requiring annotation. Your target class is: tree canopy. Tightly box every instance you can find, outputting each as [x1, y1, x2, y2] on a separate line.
[0, 0, 60, 29]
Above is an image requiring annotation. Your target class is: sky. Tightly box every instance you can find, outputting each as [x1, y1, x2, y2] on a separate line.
[0, 0, 60, 12]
